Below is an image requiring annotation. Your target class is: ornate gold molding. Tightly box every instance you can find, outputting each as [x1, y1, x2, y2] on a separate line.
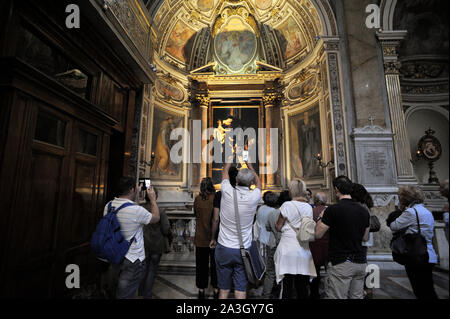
[212, 5, 259, 38]
[189, 72, 283, 84]
[262, 93, 278, 106]
[195, 94, 210, 107]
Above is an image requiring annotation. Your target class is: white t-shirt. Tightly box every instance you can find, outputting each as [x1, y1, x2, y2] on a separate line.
[218, 179, 262, 249]
[103, 198, 152, 262]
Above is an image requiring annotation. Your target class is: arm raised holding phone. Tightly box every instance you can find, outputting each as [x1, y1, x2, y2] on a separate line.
[246, 158, 262, 191]
[146, 186, 160, 224]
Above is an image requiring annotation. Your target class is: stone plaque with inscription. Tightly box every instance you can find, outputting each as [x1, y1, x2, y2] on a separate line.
[352, 126, 397, 188]
[364, 151, 387, 178]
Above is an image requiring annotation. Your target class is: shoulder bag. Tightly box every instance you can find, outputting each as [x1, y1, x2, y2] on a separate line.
[390, 207, 429, 266]
[369, 214, 381, 232]
[287, 201, 316, 244]
[233, 188, 266, 288]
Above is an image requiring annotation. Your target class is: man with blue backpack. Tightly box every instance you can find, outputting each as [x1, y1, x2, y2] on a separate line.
[92, 176, 160, 299]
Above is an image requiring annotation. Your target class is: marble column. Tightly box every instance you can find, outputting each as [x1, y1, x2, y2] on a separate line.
[323, 38, 349, 177]
[196, 94, 210, 180]
[262, 92, 276, 187]
[377, 31, 417, 184]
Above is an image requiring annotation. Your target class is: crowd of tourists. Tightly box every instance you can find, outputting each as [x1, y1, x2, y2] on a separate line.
[93, 167, 448, 299]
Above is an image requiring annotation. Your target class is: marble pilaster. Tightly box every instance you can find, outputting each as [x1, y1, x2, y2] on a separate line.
[377, 31, 417, 185]
[323, 38, 349, 177]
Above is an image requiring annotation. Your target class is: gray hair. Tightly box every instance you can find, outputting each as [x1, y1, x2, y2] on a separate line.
[314, 192, 328, 206]
[288, 178, 308, 200]
[236, 169, 254, 187]
[398, 186, 424, 207]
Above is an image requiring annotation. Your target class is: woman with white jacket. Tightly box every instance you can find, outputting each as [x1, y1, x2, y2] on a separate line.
[274, 179, 316, 299]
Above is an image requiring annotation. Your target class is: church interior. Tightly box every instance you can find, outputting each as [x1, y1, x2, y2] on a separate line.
[0, 0, 448, 299]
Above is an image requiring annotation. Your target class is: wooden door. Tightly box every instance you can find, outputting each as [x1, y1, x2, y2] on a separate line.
[0, 93, 109, 297]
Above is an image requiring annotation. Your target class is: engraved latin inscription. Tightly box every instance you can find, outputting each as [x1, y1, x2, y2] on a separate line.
[364, 151, 387, 177]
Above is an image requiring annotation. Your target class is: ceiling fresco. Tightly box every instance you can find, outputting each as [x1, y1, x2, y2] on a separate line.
[146, 0, 324, 72]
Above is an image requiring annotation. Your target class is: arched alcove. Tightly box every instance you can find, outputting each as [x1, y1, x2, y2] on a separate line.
[406, 106, 449, 184]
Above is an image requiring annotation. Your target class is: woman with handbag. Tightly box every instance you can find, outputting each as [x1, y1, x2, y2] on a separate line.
[389, 186, 438, 299]
[274, 179, 316, 299]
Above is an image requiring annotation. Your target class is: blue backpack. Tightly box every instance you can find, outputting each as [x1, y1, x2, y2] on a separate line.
[91, 201, 137, 264]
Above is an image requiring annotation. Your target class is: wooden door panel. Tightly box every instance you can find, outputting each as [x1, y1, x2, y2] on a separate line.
[22, 150, 63, 259]
[71, 160, 97, 246]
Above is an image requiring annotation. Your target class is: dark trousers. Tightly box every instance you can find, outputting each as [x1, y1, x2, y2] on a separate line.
[196, 246, 218, 289]
[309, 265, 323, 300]
[140, 253, 162, 299]
[405, 263, 438, 299]
[262, 245, 277, 297]
[282, 274, 310, 299]
[116, 259, 147, 299]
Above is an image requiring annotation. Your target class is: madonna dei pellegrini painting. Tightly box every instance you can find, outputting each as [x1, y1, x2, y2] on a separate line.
[0, 0, 448, 300]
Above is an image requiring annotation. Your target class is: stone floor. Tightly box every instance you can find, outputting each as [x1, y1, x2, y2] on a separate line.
[150, 261, 449, 299]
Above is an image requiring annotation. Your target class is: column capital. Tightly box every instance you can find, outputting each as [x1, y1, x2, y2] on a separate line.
[376, 31, 408, 75]
[194, 93, 210, 107]
[262, 92, 278, 107]
[384, 61, 402, 75]
[377, 30, 407, 60]
[321, 36, 340, 52]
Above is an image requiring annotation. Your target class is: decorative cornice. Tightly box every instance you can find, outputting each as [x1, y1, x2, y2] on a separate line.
[376, 30, 408, 42]
[352, 125, 394, 138]
[322, 37, 340, 51]
[189, 72, 283, 84]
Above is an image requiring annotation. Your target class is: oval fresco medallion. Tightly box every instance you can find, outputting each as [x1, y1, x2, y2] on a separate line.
[156, 79, 184, 102]
[214, 16, 257, 73]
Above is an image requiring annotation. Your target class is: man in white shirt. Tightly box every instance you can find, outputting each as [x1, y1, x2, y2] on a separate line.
[210, 157, 262, 299]
[104, 176, 160, 299]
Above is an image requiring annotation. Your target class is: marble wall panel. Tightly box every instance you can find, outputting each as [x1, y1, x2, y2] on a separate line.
[342, 0, 386, 128]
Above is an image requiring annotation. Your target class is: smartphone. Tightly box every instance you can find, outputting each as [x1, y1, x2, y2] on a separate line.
[243, 150, 248, 162]
[138, 179, 146, 191]
[145, 179, 151, 188]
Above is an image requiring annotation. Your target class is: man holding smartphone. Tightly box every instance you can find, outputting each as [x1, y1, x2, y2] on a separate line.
[104, 176, 160, 299]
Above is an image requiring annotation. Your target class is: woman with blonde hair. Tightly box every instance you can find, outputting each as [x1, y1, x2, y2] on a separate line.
[274, 179, 316, 299]
[389, 186, 438, 299]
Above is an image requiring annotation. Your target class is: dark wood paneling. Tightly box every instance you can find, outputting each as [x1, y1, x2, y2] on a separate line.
[24, 151, 63, 258]
[0, 0, 141, 298]
[71, 160, 97, 245]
